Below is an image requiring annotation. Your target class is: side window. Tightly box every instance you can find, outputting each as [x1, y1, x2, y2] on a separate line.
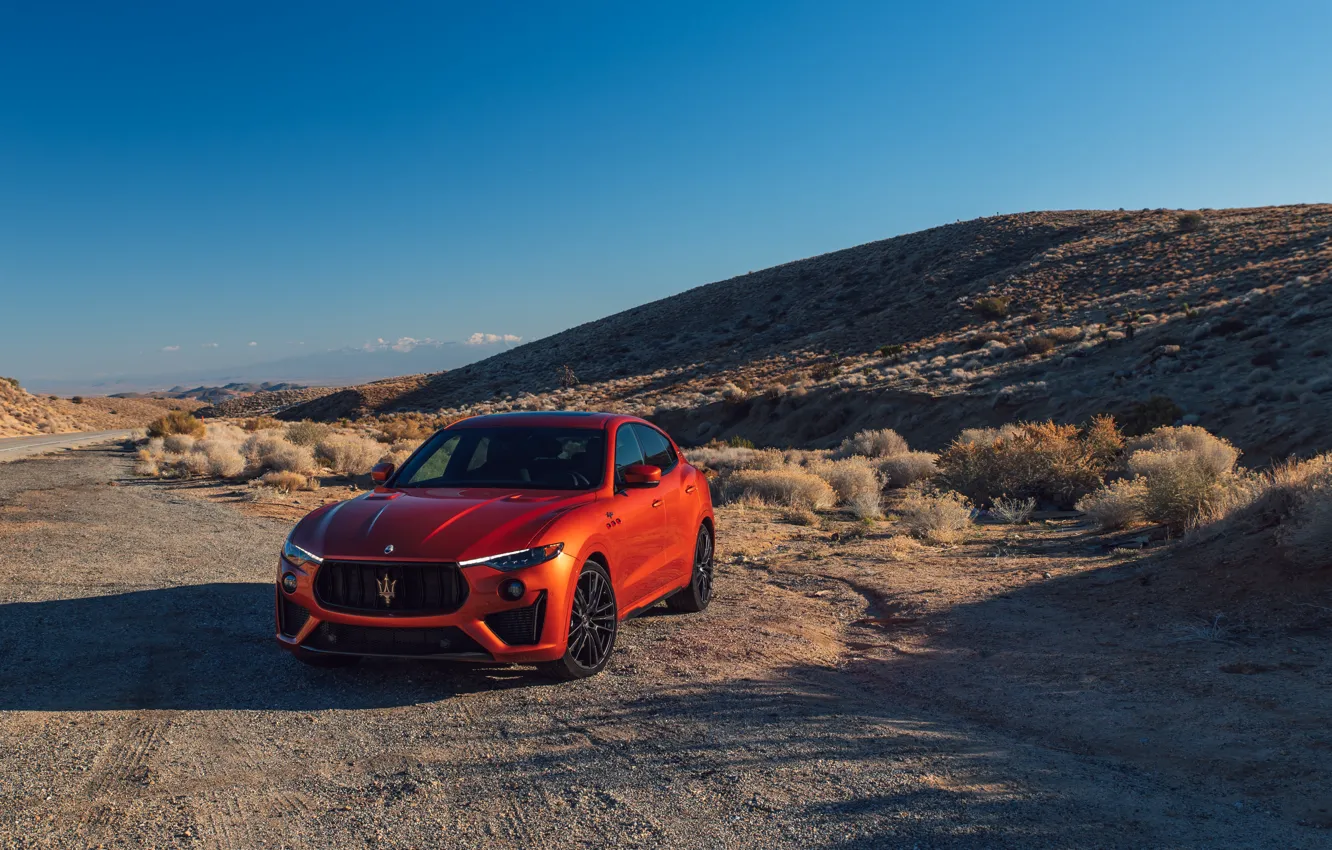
[632, 424, 676, 472]
[614, 426, 645, 480]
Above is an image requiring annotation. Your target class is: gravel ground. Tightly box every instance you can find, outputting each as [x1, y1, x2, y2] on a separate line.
[0, 447, 1321, 849]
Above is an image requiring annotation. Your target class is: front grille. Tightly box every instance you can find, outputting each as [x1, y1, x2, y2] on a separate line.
[484, 592, 547, 646]
[278, 592, 309, 637]
[304, 623, 488, 657]
[314, 560, 467, 616]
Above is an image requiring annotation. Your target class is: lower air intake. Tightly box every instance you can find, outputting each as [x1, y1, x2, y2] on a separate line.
[305, 623, 488, 657]
[484, 592, 547, 646]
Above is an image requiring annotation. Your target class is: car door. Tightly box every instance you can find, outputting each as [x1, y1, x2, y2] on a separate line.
[630, 423, 691, 589]
[610, 424, 669, 610]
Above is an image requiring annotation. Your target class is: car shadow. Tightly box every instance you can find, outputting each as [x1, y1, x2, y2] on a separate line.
[0, 583, 552, 711]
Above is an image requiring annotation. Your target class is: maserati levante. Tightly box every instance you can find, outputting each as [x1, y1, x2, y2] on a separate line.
[275, 412, 715, 679]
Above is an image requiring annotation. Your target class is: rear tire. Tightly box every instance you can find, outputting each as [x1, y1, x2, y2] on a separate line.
[540, 560, 618, 681]
[666, 525, 714, 613]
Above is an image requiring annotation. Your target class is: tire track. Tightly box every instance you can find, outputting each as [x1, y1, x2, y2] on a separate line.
[79, 714, 172, 831]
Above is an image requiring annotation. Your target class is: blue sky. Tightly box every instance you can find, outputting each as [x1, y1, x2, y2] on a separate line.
[3, 1, 1329, 384]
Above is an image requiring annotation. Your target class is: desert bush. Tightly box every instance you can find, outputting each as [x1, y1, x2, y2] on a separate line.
[723, 469, 837, 510]
[973, 296, 1011, 319]
[1082, 414, 1125, 468]
[726, 435, 756, 449]
[1176, 211, 1204, 233]
[877, 451, 938, 489]
[778, 506, 821, 526]
[690, 445, 787, 474]
[1076, 478, 1147, 530]
[146, 410, 206, 439]
[1126, 425, 1238, 477]
[284, 420, 332, 447]
[376, 416, 437, 443]
[242, 416, 282, 432]
[836, 428, 908, 459]
[811, 458, 882, 514]
[71, 396, 84, 404]
[316, 435, 384, 476]
[897, 490, 973, 544]
[163, 434, 196, 453]
[0, 376, 19, 389]
[936, 420, 1119, 508]
[1128, 449, 1239, 531]
[178, 451, 211, 477]
[196, 439, 245, 477]
[877, 343, 906, 358]
[1120, 396, 1184, 436]
[991, 496, 1036, 524]
[1023, 335, 1057, 355]
[1045, 326, 1084, 343]
[244, 435, 316, 475]
[260, 471, 316, 493]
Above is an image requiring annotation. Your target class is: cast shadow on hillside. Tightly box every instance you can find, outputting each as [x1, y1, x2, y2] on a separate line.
[0, 583, 549, 711]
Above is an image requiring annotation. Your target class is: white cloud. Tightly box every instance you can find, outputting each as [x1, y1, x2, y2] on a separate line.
[247, 341, 258, 346]
[465, 332, 522, 345]
[161, 345, 180, 352]
[201, 342, 218, 348]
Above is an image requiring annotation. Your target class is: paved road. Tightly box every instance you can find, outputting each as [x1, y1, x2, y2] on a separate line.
[0, 429, 134, 462]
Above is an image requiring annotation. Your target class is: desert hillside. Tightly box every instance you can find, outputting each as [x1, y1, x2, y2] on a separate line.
[219, 206, 1329, 461]
[0, 378, 204, 438]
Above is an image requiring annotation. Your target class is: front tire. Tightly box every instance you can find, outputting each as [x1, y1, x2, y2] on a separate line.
[666, 525, 714, 613]
[540, 560, 618, 681]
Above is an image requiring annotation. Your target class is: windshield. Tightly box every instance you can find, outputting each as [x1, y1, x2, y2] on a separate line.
[393, 427, 606, 490]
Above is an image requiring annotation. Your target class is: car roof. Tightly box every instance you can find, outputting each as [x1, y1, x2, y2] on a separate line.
[448, 411, 646, 430]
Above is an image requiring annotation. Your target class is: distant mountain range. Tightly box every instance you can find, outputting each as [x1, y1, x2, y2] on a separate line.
[23, 337, 521, 396]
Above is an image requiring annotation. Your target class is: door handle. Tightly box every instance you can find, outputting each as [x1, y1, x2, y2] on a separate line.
[652, 499, 663, 508]
[685, 485, 696, 494]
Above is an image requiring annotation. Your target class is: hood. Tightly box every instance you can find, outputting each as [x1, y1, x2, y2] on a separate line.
[292, 487, 593, 562]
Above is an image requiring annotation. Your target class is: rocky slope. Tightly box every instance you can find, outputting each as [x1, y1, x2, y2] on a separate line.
[278, 206, 1332, 462]
[0, 379, 204, 437]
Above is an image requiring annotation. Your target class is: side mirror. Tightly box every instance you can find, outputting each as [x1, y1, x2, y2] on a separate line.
[622, 464, 661, 487]
[370, 462, 395, 484]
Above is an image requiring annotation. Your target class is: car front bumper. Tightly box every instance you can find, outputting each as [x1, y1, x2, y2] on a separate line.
[274, 554, 575, 663]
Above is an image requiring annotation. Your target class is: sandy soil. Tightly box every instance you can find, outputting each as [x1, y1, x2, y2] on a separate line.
[0, 446, 1327, 848]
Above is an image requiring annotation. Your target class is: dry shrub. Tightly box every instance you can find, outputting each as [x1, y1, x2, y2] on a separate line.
[243, 416, 282, 432]
[163, 434, 196, 453]
[778, 506, 821, 526]
[1126, 426, 1237, 477]
[897, 490, 973, 545]
[937, 419, 1121, 508]
[146, 410, 205, 439]
[991, 496, 1036, 524]
[724, 468, 836, 510]
[284, 420, 332, 447]
[1076, 478, 1147, 530]
[260, 471, 316, 493]
[878, 451, 937, 489]
[689, 445, 788, 474]
[133, 457, 160, 477]
[877, 535, 922, 561]
[836, 428, 908, 459]
[316, 435, 384, 476]
[376, 416, 437, 443]
[179, 452, 211, 477]
[244, 435, 316, 475]
[196, 439, 245, 478]
[810, 458, 882, 513]
[973, 296, 1011, 319]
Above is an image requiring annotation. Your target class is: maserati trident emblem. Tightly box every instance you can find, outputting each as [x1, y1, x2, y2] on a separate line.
[377, 573, 397, 606]
[383, 544, 395, 555]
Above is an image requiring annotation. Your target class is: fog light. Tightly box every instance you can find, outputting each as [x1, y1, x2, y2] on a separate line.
[499, 579, 526, 601]
[281, 572, 298, 594]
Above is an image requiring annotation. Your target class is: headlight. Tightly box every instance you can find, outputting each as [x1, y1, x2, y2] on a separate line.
[458, 543, 563, 571]
[282, 539, 323, 569]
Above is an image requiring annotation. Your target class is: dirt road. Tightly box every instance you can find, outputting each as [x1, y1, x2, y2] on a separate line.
[0, 430, 134, 462]
[0, 447, 1321, 848]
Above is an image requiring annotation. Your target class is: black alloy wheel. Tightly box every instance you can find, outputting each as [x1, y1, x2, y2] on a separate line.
[666, 525, 714, 613]
[541, 560, 618, 680]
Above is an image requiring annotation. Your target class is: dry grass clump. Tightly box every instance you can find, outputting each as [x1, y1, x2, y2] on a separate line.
[1078, 425, 1243, 532]
[374, 415, 440, 443]
[196, 439, 245, 477]
[810, 458, 882, 518]
[243, 434, 317, 475]
[836, 428, 908, 459]
[689, 445, 788, 474]
[315, 434, 385, 476]
[937, 417, 1122, 508]
[897, 490, 973, 545]
[146, 410, 205, 439]
[878, 451, 938, 489]
[284, 420, 332, 447]
[242, 416, 282, 432]
[162, 434, 196, 453]
[259, 471, 317, 493]
[723, 468, 837, 510]
[991, 496, 1036, 524]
